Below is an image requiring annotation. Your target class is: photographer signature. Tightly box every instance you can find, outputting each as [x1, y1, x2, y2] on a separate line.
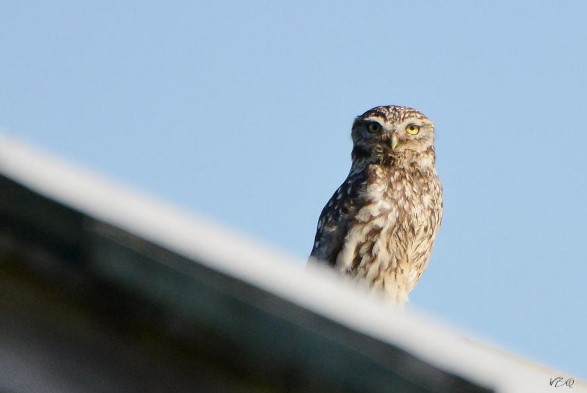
[550, 377, 574, 388]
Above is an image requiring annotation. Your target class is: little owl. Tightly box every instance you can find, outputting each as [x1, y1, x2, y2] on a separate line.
[309, 105, 443, 307]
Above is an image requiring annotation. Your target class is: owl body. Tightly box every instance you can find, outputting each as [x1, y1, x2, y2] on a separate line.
[310, 105, 443, 307]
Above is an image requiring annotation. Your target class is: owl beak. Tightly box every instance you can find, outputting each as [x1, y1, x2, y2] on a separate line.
[391, 133, 399, 151]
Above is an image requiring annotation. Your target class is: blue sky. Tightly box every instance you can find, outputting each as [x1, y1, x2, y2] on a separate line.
[1, 1, 586, 379]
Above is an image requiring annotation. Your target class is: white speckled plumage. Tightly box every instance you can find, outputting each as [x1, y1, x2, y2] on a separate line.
[309, 105, 443, 307]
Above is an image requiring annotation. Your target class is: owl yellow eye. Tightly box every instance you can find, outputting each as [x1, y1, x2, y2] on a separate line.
[405, 124, 420, 135]
[367, 122, 382, 134]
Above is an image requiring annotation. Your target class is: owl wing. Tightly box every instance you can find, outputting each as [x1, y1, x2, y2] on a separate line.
[309, 169, 368, 266]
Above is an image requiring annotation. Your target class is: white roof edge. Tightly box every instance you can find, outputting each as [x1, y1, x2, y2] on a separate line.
[0, 136, 583, 393]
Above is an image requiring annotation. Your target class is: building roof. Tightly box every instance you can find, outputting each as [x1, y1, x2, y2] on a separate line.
[0, 136, 583, 393]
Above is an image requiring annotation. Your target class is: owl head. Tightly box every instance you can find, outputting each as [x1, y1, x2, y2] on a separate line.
[351, 105, 436, 168]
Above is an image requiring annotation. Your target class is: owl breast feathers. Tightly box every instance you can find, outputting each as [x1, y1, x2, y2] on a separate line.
[309, 105, 443, 307]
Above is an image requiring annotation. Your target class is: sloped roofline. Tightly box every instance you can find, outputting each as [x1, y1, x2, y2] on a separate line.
[0, 136, 582, 393]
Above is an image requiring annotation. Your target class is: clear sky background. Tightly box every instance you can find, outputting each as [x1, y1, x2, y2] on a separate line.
[1, 1, 586, 380]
